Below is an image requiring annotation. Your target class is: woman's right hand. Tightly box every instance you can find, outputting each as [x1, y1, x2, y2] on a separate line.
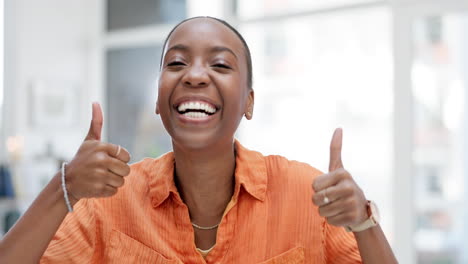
[64, 102, 131, 202]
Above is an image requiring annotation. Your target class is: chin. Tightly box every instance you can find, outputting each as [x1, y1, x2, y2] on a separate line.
[170, 130, 232, 152]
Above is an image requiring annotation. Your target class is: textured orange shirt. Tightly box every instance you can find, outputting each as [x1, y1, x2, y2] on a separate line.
[41, 141, 362, 263]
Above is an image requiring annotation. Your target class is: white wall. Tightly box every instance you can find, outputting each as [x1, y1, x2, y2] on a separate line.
[3, 0, 103, 206]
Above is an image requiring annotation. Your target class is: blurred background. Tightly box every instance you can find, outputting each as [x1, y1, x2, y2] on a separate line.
[0, 0, 467, 263]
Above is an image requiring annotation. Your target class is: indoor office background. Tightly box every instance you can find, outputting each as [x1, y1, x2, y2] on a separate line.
[0, 0, 467, 263]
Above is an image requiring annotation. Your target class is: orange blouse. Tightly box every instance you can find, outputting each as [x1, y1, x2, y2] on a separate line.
[41, 141, 362, 263]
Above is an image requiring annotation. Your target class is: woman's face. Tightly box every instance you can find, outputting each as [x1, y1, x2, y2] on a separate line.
[157, 18, 254, 150]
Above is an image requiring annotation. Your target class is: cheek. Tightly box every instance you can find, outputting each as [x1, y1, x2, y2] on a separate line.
[221, 79, 248, 115]
[157, 73, 177, 107]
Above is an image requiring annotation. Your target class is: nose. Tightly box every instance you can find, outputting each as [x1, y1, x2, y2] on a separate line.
[182, 63, 210, 88]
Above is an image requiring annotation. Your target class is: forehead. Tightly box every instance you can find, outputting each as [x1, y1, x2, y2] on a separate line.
[165, 18, 244, 54]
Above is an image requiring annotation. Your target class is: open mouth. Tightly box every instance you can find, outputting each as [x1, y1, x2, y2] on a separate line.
[176, 101, 218, 118]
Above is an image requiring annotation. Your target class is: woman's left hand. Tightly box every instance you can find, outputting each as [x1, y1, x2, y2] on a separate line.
[312, 128, 368, 227]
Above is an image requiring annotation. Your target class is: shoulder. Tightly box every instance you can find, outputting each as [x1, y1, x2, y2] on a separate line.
[126, 152, 174, 187]
[129, 153, 171, 175]
[236, 141, 323, 185]
[95, 152, 174, 208]
[264, 154, 323, 185]
[259, 153, 326, 242]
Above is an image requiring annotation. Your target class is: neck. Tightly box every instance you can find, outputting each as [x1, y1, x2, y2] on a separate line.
[173, 140, 236, 226]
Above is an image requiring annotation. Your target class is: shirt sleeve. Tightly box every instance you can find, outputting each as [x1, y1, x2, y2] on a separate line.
[40, 198, 97, 264]
[324, 221, 362, 263]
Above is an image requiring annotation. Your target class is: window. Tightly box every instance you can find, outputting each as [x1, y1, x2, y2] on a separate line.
[237, 0, 379, 19]
[107, 0, 186, 31]
[237, 7, 394, 241]
[106, 46, 172, 162]
[412, 13, 468, 264]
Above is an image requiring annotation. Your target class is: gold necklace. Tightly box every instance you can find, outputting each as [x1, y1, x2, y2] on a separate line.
[191, 222, 220, 230]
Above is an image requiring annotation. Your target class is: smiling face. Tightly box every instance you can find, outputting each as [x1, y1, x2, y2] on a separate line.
[157, 18, 254, 150]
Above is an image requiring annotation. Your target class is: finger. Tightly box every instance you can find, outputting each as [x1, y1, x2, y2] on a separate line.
[102, 185, 118, 197]
[107, 158, 131, 177]
[105, 173, 125, 188]
[313, 178, 357, 206]
[329, 128, 344, 172]
[107, 144, 131, 163]
[326, 212, 350, 226]
[312, 185, 340, 206]
[85, 102, 103, 141]
[318, 199, 346, 218]
[312, 168, 346, 192]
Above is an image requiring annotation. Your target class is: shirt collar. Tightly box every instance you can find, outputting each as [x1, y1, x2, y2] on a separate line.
[145, 140, 267, 208]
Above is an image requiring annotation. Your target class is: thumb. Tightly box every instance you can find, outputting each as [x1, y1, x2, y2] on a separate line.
[329, 128, 344, 172]
[85, 102, 103, 141]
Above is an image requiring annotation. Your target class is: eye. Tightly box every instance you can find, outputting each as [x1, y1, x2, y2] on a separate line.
[212, 63, 231, 69]
[167, 61, 186, 67]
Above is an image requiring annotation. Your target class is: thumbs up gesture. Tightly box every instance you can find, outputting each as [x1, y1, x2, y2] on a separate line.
[312, 128, 368, 227]
[64, 103, 131, 202]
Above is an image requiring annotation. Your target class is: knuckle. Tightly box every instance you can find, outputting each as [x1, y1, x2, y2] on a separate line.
[94, 182, 105, 192]
[94, 152, 108, 163]
[117, 178, 125, 187]
[96, 141, 107, 150]
[103, 191, 113, 197]
[342, 182, 355, 195]
[123, 149, 131, 161]
[313, 175, 326, 191]
[123, 165, 131, 176]
[80, 140, 92, 149]
[312, 180, 319, 191]
[319, 209, 325, 217]
[312, 194, 320, 205]
[95, 168, 107, 178]
[317, 206, 322, 214]
[85, 140, 100, 151]
[85, 139, 97, 145]
[107, 188, 118, 197]
[337, 168, 348, 177]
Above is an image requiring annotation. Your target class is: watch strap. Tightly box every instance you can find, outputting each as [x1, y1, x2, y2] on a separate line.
[345, 200, 379, 232]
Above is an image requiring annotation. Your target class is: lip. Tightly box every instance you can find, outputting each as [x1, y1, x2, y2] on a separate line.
[172, 96, 221, 125]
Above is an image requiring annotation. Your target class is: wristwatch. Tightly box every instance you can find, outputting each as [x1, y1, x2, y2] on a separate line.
[345, 200, 380, 232]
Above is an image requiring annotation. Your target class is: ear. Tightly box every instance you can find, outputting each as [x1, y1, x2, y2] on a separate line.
[155, 76, 161, 115]
[155, 101, 160, 115]
[244, 89, 254, 120]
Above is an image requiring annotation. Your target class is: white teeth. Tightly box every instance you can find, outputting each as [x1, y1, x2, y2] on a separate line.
[183, 111, 208, 118]
[177, 101, 216, 114]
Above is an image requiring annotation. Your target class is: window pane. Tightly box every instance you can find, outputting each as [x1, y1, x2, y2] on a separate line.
[238, 7, 393, 240]
[412, 13, 468, 264]
[237, 0, 377, 19]
[107, 0, 187, 31]
[106, 46, 172, 162]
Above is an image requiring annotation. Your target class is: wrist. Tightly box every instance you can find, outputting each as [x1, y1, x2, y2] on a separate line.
[60, 162, 76, 212]
[346, 200, 380, 232]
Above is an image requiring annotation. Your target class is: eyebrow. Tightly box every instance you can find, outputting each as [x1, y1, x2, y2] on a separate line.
[210, 46, 238, 59]
[165, 44, 238, 60]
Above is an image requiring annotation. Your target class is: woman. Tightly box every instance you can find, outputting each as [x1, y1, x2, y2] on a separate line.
[0, 17, 397, 263]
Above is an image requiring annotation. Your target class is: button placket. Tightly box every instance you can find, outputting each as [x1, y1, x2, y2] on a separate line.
[205, 198, 239, 264]
[172, 197, 206, 263]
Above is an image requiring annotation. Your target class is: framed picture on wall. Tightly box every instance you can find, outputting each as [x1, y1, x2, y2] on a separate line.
[29, 79, 79, 128]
